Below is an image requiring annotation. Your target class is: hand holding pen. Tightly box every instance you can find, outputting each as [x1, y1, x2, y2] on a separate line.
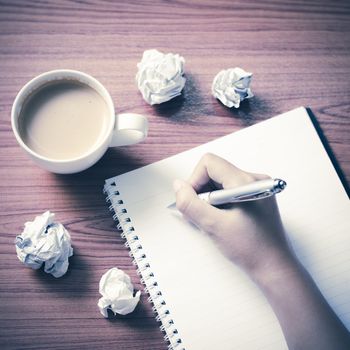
[172, 152, 289, 274]
[172, 152, 350, 350]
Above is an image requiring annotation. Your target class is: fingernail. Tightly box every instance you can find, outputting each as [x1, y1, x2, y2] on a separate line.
[173, 179, 185, 193]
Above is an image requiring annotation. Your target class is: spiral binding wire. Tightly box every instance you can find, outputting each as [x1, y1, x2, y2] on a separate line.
[104, 181, 185, 350]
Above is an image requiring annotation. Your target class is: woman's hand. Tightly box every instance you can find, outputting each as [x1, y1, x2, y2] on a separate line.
[174, 153, 350, 350]
[173, 152, 292, 279]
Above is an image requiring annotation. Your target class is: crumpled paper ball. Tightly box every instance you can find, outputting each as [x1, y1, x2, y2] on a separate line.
[136, 49, 186, 105]
[14, 211, 73, 278]
[212, 67, 254, 108]
[98, 267, 141, 317]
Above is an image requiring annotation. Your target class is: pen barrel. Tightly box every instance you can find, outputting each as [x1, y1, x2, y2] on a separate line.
[203, 179, 278, 206]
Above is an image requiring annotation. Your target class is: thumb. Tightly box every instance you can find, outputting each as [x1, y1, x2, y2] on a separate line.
[173, 179, 223, 234]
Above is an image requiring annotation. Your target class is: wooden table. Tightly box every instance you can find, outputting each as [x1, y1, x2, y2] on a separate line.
[0, 1, 349, 349]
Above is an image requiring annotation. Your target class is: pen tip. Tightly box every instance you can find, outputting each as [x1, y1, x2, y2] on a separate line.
[167, 202, 177, 210]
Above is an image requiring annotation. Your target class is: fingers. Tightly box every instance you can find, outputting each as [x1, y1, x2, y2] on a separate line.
[189, 153, 256, 191]
[173, 179, 224, 234]
[174, 154, 272, 235]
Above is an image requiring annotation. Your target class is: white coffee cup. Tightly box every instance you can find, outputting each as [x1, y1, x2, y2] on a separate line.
[11, 69, 148, 174]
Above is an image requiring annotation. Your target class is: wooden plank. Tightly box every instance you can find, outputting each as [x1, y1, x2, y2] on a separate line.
[0, 0, 349, 349]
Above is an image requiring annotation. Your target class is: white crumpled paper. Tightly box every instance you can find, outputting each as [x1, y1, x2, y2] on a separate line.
[212, 67, 254, 108]
[15, 211, 73, 278]
[136, 49, 186, 105]
[98, 267, 141, 317]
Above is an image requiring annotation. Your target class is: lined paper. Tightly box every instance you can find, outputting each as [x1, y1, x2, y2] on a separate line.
[105, 107, 350, 350]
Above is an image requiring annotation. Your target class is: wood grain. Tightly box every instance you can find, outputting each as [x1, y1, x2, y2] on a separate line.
[0, 0, 349, 349]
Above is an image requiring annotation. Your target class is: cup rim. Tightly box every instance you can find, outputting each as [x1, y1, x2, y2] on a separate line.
[11, 69, 115, 164]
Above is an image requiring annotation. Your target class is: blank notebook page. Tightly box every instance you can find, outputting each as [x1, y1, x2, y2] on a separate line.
[105, 107, 350, 350]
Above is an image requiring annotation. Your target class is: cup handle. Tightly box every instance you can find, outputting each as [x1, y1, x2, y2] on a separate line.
[109, 113, 148, 147]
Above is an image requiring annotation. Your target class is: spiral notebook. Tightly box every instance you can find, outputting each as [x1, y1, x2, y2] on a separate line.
[104, 107, 350, 350]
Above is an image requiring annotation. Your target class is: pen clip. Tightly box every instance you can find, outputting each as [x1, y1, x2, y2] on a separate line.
[231, 190, 274, 202]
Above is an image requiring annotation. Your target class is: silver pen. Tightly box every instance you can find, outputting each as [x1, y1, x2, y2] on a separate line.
[168, 178, 286, 208]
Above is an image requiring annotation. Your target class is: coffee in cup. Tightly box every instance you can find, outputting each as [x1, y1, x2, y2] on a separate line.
[18, 80, 109, 160]
[11, 70, 148, 174]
